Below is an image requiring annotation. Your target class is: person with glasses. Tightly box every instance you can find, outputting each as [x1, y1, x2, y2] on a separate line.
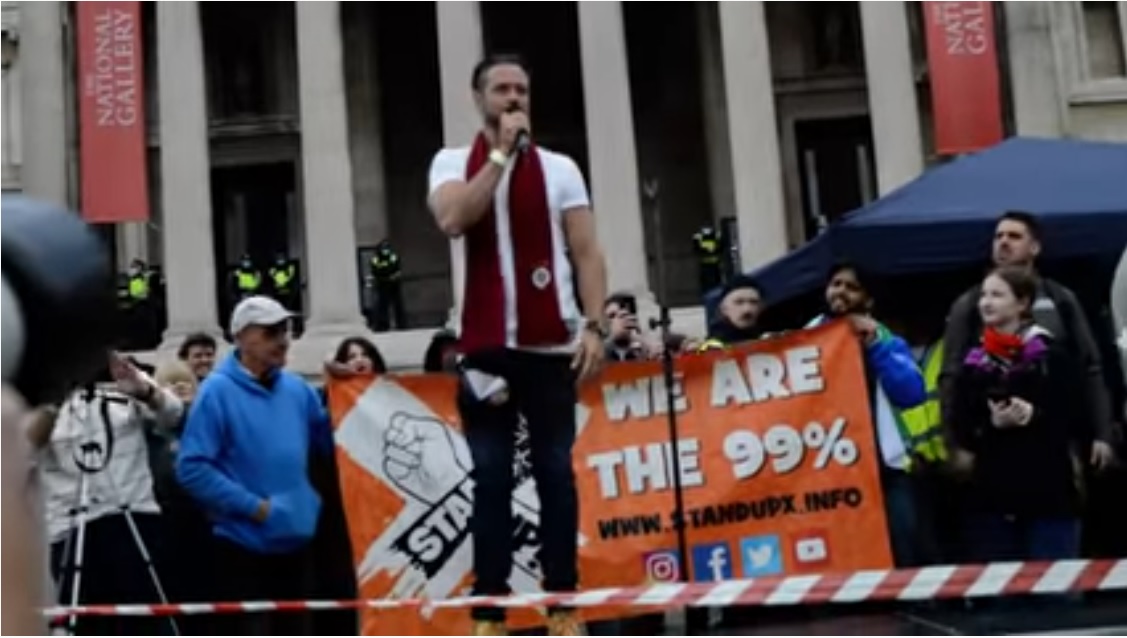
[176, 296, 333, 635]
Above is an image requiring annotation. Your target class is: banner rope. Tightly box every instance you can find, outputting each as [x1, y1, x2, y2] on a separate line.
[42, 558, 1127, 618]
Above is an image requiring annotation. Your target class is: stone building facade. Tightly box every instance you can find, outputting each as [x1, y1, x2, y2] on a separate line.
[3, 1, 1126, 370]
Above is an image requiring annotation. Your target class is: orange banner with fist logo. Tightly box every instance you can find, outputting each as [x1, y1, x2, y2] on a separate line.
[328, 320, 892, 635]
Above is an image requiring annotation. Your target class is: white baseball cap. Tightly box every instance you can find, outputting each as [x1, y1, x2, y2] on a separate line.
[229, 295, 296, 336]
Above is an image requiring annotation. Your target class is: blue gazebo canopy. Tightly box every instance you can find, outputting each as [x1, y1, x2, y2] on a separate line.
[747, 137, 1127, 305]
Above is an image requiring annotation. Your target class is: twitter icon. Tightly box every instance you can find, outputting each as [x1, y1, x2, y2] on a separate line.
[739, 535, 783, 577]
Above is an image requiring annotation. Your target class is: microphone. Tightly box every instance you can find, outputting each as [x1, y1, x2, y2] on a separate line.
[506, 103, 530, 154]
[514, 128, 530, 154]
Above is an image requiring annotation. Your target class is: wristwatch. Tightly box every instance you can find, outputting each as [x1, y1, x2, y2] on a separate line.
[489, 149, 508, 167]
[583, 318, 607, 339]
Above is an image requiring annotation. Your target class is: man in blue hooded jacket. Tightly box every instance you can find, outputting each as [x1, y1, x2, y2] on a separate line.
[807, 262, 930, 566]
[177, 296, 332, 635]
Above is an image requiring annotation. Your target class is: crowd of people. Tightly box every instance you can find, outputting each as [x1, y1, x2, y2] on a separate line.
[18, 50, 1127, 638]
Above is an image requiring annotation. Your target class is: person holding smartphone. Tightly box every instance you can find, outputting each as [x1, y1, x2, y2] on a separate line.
[603, 293, 648, 362]
[950, 266, 1092, 562]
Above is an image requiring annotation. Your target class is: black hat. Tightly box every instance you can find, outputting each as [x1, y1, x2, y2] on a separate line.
[720, 274, 762, 301]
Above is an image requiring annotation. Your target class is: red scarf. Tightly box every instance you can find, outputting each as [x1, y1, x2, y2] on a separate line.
[461, 133, 569, 353]
[982, 326, 1025, 362]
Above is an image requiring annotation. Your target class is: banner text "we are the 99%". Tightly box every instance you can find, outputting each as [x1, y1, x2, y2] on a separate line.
[586, 345, 861, 501]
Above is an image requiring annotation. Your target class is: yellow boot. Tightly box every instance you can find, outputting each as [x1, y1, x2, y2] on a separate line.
[472, 619, 508, 636]
[547, 610, 586, 636]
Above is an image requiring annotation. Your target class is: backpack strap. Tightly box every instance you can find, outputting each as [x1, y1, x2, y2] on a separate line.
[1042, 279, 1078, 347]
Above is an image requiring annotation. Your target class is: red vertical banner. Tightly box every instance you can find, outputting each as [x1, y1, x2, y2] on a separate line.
[922, 2, 1004, 155]
[76, 1, 149, 223]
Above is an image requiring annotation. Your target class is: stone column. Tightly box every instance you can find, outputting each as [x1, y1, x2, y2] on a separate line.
[717, 1, 788, 272]
[295, 1, 367, 337]
[860, 0, 925, 195]
[577, 1, 651, 297]
[342, 3, 388, 247]
[697, 3, 736, 224]
[19, 1, 68, 207]
[157, 1, 221, 347]
[115, 223, 150, 270]
[1004, 2, 1065, 137]
[436, 1, 483, 324]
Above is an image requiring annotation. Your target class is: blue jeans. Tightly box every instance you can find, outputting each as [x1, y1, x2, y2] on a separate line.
[966, 514, 1081, 562]
[458, 349, 579, 621]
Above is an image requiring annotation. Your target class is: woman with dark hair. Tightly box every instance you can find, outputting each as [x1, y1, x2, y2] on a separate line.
[951, 266, 1091, 561]
[331, 336, 388, 375]
[307, 336, 387, 635]
[423, 329, 460, 373]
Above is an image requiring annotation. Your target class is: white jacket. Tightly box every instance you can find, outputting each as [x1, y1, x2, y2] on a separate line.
[39, 382, 183, 543]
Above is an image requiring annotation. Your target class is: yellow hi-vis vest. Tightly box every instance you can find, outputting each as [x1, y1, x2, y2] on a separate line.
[270, 264, 295, 291]
[892, 339, 948, 468]
[236, 270, 261, 292]
[128, 275, 149, 300]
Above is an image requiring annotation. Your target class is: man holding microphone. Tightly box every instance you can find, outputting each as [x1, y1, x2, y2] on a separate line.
[427, 53, 607, 636]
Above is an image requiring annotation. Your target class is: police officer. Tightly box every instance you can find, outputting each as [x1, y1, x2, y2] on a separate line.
[368, 240, 406, 331]
[120, 259, 159, 348]
[692, 225, 724, 295]
[267, 252, 297, 305]
[230, 254, 262, 303]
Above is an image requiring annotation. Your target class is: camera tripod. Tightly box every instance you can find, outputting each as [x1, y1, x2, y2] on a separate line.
[56, 397, 180, 636]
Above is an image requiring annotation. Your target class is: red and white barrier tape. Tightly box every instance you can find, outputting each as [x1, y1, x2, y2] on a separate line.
[43, 559, 1127, 618]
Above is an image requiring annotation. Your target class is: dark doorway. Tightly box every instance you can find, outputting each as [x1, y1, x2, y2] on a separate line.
[624, 1, 714, 306]
[210, 162, 299, 321]
[368, 1, 449, 328]
[794, 116, 876, 240]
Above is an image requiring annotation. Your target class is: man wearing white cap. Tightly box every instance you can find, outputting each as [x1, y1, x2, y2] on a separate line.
[177, 296, 332, 635]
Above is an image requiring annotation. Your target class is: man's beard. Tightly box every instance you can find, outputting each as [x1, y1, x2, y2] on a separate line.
[827, 299, 858, 316]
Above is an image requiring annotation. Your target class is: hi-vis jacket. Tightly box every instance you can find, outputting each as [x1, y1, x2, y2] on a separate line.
[893, 339, 948, 468]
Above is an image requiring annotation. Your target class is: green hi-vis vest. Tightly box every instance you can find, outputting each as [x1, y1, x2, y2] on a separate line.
[892, 339, 948, 469]
[236, 270, 261, 292]
[695, 237, 721, 264]
[371, 253, 401, 280]
[128, 275, 149, 300]
[270, 264, 295, 291]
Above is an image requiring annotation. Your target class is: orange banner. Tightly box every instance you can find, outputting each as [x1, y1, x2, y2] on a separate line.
[328, 321, 892, 635]
[923, 1, 1004, 155]
[76, 1, 149, 223]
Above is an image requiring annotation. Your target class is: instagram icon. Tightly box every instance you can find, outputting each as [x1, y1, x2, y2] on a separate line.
[643, 550, 681, 583]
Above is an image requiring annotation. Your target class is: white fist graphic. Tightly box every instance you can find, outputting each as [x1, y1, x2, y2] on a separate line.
[383, 412, 470, 506]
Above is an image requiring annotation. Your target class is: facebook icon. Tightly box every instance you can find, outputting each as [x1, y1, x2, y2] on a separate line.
[691, 542, 733, 582]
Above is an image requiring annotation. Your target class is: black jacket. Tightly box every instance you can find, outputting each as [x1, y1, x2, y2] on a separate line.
[951, 332, 1091, 517]
[940, 277, 1115, 450]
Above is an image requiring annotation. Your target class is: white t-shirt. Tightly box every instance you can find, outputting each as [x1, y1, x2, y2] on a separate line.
[428, 145, 591, 352]
[39, 384, 183, 543]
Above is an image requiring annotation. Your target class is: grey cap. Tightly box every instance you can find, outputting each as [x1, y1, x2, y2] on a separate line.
[229, 295, 295, 336]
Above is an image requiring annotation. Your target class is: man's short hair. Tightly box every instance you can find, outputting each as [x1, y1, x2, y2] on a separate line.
[604, 292, 636, 310]
[471, 53, 531, 91]
[177, 332, 217, 360]
[998, 210, 1042, 242]
[828, 260, 877, 297]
